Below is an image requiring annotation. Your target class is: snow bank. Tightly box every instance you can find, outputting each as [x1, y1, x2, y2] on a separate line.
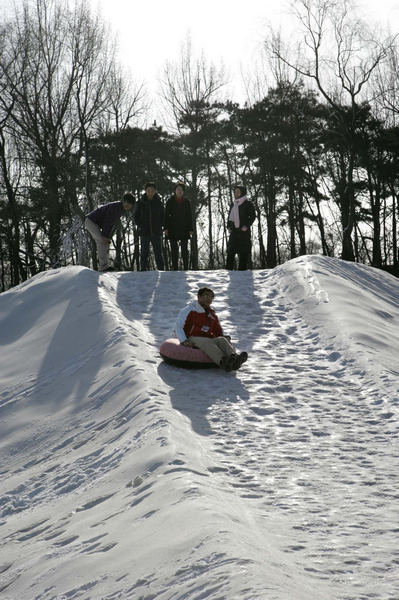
[0, 257, 398, 599]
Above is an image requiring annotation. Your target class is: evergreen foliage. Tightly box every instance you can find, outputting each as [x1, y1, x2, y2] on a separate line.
[1, 0, 398, 290]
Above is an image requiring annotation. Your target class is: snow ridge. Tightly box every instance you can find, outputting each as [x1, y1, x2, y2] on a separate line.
[1, 257, 399, 599]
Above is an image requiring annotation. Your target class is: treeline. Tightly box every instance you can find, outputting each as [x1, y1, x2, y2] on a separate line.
[1, 0, 399, 291]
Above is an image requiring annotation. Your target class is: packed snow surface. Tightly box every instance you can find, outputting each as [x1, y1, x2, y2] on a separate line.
[0, 255, 399, 599]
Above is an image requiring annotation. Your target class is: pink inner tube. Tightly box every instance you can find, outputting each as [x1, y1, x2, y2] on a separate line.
[159, 338, 217, 368]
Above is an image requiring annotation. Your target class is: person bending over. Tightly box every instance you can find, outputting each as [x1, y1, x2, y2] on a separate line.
[85, 192, 135, 271]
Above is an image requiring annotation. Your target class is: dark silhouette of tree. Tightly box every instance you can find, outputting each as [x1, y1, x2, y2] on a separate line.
[0, 0, 141, 273]
[269, 0, 394, 261]
[161, 38, 226, 268]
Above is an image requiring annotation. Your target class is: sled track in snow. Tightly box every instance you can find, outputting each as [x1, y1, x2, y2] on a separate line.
[116, 266, 399, 600]
[2, 262, 399, 600]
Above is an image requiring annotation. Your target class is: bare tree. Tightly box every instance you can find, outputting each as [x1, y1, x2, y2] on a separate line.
[160, 36, 226, 268]
[268, 0, 393, 260]
[374, 37, 399, 125]
[161, 36, 226, 132]
[101, 66, 145, 134]
[0, 0, 142, 268]
[0, 19, 28, 287]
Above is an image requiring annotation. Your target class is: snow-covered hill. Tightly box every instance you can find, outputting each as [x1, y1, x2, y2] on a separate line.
[1, 256, 398, 599]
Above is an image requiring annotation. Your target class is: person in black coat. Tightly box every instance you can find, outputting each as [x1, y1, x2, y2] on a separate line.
[164, 182, 193, 270]
[85, 192, 135, 271]
[226, 184, 256, 270]
[134, 182, 165, 271]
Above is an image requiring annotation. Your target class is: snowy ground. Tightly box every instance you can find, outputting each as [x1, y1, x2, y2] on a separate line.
[1, 255, 399, 599]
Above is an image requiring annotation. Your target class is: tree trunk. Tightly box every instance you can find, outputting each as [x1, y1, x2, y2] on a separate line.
[296, 182, 307, 255]
[288, 170, 296, 259]
[190, 161, 199, 270]
[254, 198, 267, 268]
[391, 185, 397, 268]
[46, 162, 62, 267]
[265, 173, 278, 268]
[0, 240, 5, 292]
[311, 197, 330, 256]
[0, 130, 22, 285]
[340, 152, 356, 262]
[25, 221, 38, 276]
[366, 167, 382, 267]
[206, 147, 214, 269]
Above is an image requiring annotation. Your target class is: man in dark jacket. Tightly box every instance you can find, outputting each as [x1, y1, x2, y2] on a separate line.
[134, 182, 165, 271]
[164, 182, 193, 270]
[85, 192, 135, 271]
[226, 184, 256, 270]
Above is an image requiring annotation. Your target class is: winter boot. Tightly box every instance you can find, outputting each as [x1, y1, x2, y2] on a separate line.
[220, 355, 235, 372]
[232, 351, 248, 370]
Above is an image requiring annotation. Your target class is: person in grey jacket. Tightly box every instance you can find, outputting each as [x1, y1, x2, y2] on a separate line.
[85, 192, 135, 271]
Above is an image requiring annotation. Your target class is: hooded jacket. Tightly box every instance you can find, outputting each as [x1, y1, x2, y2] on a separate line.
[175, 300, 223, 342]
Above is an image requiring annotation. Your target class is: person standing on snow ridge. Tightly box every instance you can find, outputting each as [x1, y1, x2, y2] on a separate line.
[175, 287, 248, 372]
[134, 182, 165, 271]
[85, 192, 135, 272]
[164, 182, 193, 270]
[226, 184, 256, 270]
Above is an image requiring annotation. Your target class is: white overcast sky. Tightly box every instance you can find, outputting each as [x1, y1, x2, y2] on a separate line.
[88, 0, 399, 115]
[3, 0, 397, 116]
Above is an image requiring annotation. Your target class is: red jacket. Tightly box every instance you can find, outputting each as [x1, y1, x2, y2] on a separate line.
[175, 301, 223, 342]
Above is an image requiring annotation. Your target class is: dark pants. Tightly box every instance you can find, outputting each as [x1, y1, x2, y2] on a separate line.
[226, 250, 250, 271]
[169, 239, 189, 270]
[226, 230, 251, 270]
[140, 235, 164, 271]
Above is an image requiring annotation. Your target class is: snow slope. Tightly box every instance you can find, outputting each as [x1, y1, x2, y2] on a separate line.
[0, 255, 398, 599]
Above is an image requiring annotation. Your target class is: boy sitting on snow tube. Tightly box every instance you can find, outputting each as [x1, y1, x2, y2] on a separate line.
[170, 287, 248, 372]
